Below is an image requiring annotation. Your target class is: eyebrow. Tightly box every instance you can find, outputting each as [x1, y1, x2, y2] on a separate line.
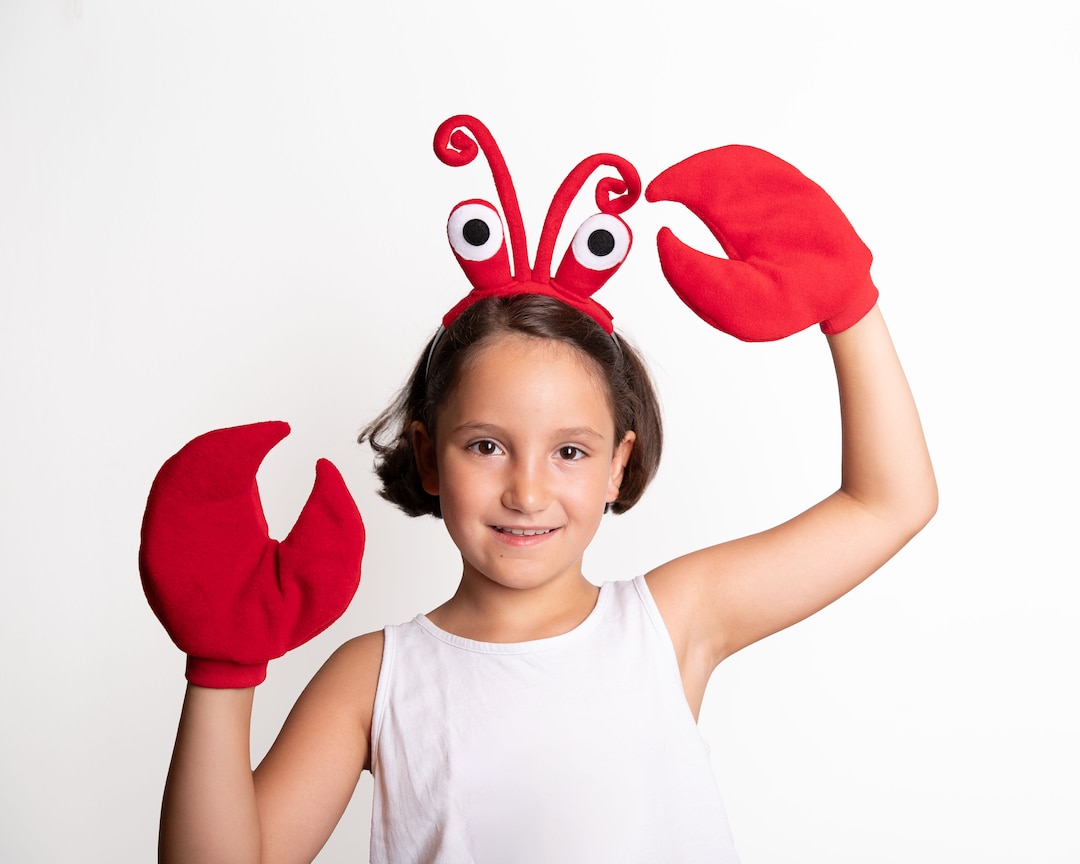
[451, 423, 607, 442]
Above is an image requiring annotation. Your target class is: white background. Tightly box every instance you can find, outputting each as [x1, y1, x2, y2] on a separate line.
[2, 1, 1077, 861]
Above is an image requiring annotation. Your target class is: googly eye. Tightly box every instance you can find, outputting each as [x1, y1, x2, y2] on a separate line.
[447, 201, 505, 262]
[569, 213, 631, 271]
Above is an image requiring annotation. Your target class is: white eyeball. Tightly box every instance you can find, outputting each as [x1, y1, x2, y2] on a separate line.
[447, 202, 505, 262]
[569, 213, 631, 271]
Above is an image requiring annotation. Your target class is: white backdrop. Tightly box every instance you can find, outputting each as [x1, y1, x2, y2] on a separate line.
[2, 1, 1077, 862]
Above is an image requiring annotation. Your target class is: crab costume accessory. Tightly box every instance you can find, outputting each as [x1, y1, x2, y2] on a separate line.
[646, 145, 879, 341]
[435, 115, 641, 335]
[139, 422, 365, 688]
[434, 116, 876, 342]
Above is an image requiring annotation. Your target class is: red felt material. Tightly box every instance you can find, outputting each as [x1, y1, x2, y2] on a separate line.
[139, 422, 365, 688]
[645, 145, 878, 341]
[435, 116, 640, 334]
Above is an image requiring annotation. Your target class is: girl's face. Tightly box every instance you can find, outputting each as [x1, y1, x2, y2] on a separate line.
[414, 333, 635, 595]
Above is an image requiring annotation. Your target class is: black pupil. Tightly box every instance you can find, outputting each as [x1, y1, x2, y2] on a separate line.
[587, 229, 615, 257]
[463, 219, 490, 247]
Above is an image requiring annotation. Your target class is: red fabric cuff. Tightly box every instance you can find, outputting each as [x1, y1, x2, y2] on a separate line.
[186, 655, 268, 689]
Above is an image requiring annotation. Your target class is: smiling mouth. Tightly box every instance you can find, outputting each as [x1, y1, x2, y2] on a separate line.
[495, 527, 555, 537]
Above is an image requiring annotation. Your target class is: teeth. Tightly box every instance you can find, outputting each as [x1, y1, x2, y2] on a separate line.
[501, 528, 552, 536]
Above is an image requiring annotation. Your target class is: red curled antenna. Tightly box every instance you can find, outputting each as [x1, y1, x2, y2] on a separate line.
[534, 153, 640, 283]
[434, 115, 531, 281]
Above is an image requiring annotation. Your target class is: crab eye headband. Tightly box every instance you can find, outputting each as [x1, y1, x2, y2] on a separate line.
[434, 115, 641, 335]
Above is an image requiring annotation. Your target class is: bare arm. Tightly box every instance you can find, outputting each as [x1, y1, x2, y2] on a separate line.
[160, 686, 261, 863]
[648, 306, 937, 711]
[159, 631, 383, 864]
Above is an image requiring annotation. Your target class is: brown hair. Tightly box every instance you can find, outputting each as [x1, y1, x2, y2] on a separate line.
[358, 294, 663, 518]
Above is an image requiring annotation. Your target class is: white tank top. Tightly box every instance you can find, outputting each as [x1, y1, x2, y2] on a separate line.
[369, 575, 739, 862]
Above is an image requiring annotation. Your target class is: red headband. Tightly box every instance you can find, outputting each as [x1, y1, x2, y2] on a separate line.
[435, 115, 641, 334]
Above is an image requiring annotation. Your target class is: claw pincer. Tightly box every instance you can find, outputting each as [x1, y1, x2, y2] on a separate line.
[139, 421, 364, 687]
[646, 145, 878, 341]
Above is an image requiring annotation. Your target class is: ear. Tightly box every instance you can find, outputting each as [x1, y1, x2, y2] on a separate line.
[410, 421, 440, 496]
[606, 431, 636, 503]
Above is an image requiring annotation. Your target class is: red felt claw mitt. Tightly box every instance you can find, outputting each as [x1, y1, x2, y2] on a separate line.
[139, 421, 365, 688]
[645, 145, 878, 341]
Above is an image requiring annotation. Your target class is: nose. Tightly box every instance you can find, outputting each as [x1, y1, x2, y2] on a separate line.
[501, 456, 550, 514]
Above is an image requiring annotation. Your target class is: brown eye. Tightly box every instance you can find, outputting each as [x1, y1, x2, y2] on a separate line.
[469, 440, 503, 456]
[557, 446, 585, 461]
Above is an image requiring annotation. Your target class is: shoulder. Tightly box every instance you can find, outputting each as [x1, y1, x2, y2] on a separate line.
[254, 629, 388, 800]
[329, 628, 386, 668]
[315, 629, 385, 705]
[644, 549, 735, 658]
[289, 630, 386, 765]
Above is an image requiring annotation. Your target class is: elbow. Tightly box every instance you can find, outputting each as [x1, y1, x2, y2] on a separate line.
[914, 485, 938, 537]
[846, 464, 938, 545]
[901, 469, 939, 541]
[925, 472, 940, 524]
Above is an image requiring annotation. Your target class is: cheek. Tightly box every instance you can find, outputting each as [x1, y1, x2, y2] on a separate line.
[435, 485, 476, 550]
[436, 456, 490, 514]
[570, 465, 616, 509]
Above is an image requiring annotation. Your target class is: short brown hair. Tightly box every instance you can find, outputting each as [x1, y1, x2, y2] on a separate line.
[359, 295, 663, 517]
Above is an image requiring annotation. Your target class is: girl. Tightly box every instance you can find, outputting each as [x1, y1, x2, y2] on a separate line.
[143, 118, 937, 863]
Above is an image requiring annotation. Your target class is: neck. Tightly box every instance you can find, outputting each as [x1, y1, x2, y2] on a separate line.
[427, 565, 600, 643]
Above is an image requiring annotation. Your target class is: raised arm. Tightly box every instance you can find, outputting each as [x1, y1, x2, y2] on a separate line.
[140, 422, 371, 863]
[160, 633, 382, 864]
[160, 686, 261, 863]
[642, 146, 936, 713]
